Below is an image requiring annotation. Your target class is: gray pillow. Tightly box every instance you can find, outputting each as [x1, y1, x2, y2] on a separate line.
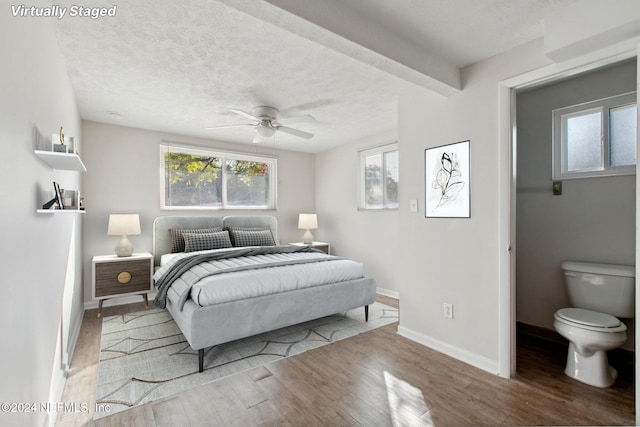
[227, 227, 275, 247]
[169, 227, 223, 252]
[182, 231, 233, 252]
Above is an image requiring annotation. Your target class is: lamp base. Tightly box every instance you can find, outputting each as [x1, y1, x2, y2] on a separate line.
[115, 235, 134, 257]
[302, 230, 314, 245]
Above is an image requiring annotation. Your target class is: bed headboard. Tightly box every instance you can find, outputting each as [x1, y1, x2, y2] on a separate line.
[152, 215, 278, 266]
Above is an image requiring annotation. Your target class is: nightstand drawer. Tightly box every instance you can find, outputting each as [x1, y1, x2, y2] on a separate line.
[95, 259, 151, 297]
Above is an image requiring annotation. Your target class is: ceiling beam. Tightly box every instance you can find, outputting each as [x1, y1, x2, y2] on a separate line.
[216, 0, 461, 97]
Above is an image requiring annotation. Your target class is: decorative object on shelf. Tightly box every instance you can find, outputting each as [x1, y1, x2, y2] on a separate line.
[425, 140, 471, 218]
[42, 181, 64, 209]
[54, 182, 64, 209]
[298, 213, 318, 244]
[107, 214, 141, 257]
[52, 126, 68, 153]
[62, 189, 79, 209]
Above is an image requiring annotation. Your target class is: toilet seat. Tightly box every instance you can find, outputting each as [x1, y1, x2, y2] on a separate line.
[555, 308, 626, 332]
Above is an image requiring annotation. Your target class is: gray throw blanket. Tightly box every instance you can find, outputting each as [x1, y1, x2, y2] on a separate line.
[154, 245, 325, 309]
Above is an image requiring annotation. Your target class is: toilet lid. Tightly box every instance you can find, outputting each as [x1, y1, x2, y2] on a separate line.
[556, 308, 621, 328]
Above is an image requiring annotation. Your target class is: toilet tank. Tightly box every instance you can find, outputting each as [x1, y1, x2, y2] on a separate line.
[561, 261, 635, 318]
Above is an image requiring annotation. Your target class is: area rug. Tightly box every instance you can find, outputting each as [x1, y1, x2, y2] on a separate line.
[94, 302, 398, 419]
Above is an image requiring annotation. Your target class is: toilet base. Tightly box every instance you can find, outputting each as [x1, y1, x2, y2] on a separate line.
[564, 342, 618, 388]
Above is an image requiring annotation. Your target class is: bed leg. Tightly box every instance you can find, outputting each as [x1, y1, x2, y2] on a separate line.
[198, 349, 204, 373]
[365, 305, 369, 322]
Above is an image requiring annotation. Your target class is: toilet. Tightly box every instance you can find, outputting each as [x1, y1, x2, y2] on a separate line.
[553, 261, 635, 388]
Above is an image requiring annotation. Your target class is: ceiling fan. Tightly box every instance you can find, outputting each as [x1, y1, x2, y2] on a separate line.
[207, 106, 315, 143]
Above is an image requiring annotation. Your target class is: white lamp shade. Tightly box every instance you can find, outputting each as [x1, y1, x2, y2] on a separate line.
[298, 213, 318, 230]
[107, 214, 141, 236]
[108, 214, 140, 257]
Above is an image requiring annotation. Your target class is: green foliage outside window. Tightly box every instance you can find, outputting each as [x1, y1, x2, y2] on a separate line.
[162, 145, 275, 209]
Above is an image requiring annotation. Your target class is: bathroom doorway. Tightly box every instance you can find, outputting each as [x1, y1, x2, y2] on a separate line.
[501, 55, 639, 420]
[514, 58, 637, 354]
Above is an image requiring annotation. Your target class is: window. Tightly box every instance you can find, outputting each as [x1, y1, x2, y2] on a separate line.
[358, 142, 399, 210]
[552, 92, 637, 179]
[160, 143, 276, 210]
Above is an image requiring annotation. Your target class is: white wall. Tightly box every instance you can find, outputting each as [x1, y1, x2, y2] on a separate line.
[315, 131, 399, 297]
[81, 121, 316, 307]
[397, 40, 553, 373]
[516, 60, 636, 350]
[0, 13, 83, 427]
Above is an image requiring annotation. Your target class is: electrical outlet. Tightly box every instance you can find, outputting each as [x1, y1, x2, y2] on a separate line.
[443, 303, 453, 319]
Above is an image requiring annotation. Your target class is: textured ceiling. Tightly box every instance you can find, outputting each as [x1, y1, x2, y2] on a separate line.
[51, 0, 579, 153]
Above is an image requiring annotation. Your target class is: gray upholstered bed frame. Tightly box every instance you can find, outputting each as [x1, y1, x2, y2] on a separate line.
[153, 215, 377, 372]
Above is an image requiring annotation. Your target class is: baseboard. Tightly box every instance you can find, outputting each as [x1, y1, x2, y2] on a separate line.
[376, 287, 399, 299]
[66, 309, 84, 367]
[516, 321, 565, 345]
[397, 325, 500, 375]
[84, 291, 157, 311]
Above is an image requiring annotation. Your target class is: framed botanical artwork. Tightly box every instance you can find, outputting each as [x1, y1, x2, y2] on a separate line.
[425, 140, 470, 218]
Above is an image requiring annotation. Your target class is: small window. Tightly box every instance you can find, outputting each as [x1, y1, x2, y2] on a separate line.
[160, 143, 276, 210]
[552, 92, 636, 179]
[358, 142, 399, 210]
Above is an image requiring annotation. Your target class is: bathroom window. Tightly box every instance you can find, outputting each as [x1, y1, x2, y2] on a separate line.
[552, 92, 637, 179]
[358, 142, 399, 210]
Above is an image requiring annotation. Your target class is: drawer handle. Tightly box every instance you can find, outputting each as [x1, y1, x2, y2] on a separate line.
[117, 272, 132, 284]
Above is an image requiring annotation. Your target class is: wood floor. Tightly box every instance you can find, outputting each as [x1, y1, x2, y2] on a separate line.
[56, 296, 634, 426]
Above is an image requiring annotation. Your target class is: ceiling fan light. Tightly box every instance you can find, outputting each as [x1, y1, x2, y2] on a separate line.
[256, 125, 276, 138]
[253, 127, 274, 143]
[252, 130, 262, 144]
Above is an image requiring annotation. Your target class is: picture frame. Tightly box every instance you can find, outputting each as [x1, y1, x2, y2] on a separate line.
[53, 181, 64, 209]
[425, 140, 470, 218]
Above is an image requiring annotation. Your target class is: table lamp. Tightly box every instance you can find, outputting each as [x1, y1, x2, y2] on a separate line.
[107, 214, 141, 257]
[298, 213, 318, 244]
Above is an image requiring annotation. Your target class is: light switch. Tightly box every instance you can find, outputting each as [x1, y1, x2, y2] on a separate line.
[409, 199, 418, 213]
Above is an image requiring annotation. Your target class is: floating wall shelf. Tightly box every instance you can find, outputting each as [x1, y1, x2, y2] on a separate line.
[37, 209, 85, 214]
[35, 150, 86, 172]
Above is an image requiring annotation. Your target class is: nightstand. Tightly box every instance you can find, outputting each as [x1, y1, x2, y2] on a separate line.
[290, 241, 330, 254]
[92, 252, 153, 317]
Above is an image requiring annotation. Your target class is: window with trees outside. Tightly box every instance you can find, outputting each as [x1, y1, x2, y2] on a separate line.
[552, 92, 637, 180]
[160, 143, 277, 210]
[358, 142, 399, 210]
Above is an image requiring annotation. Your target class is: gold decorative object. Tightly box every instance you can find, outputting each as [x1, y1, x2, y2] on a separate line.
[52, 126, 68, 153]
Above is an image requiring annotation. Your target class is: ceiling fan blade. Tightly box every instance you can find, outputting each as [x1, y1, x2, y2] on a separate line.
[206, 123, 255, 130]
[276, 115, 316, 125]
[229, 109, 260, 122]
[276, 126, 314, 139]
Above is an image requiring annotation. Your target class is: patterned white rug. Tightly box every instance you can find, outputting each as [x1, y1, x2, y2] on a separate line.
[95, 302, 398, 419]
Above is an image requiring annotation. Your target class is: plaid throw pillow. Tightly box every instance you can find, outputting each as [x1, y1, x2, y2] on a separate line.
[182, 231, 233, 252]
[228, 227, 275, 247]
[169, 227, 223, 252]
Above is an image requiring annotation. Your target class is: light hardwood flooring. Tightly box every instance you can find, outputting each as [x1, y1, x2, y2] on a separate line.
[56, 296, 634, 426]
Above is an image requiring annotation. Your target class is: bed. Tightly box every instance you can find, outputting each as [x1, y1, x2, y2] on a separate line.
[152, 215, 377, 372]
